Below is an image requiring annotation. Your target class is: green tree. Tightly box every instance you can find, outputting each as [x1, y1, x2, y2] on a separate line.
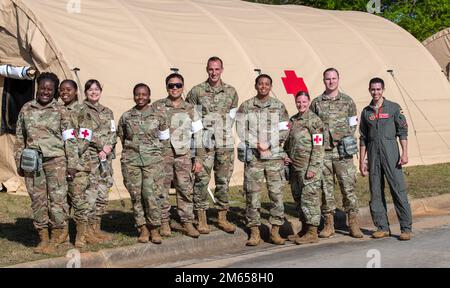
[246, 0, 450, 41]
[381, 0, 450, 41]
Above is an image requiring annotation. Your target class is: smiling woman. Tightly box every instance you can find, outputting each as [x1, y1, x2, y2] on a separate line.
[14, 72, 77, 254]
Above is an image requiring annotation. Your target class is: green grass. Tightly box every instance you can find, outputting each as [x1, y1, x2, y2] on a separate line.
[1, 162, 449, 267]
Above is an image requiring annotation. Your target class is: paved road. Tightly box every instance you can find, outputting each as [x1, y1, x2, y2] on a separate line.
[224, 226, 450, 268]
[155, 216, 450, 268]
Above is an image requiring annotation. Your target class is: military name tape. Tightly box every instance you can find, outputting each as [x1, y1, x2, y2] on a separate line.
[62, 129, 76, 141]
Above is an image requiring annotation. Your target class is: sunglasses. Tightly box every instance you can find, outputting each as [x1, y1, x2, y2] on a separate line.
[167, 83, 183, 89]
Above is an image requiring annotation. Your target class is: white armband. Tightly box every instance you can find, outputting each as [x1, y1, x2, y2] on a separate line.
[110, 120, 116, 132]
[312, 134, 323, 146]
[0, 65, 33, 80]
[229, 108, 237, 119]
[191, 119, 203, 134]
[158, 129, 170, 140]
[278, 121, 289, 131]
[62, 129, 76, 141]
[78, 128, 93, 142]
[348, 116, 358, 127]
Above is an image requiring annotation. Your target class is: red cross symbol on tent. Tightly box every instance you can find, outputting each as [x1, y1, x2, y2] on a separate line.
[281, 70, 309, 96]
[314, 134, 322, 145]
[81, 129, 90, 138]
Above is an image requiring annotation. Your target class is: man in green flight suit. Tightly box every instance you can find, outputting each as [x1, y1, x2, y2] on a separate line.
[359, 77, 412, 241]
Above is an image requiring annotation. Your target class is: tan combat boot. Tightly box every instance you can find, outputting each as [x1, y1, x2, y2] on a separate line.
[270, 225, 285, 245]
[84, 223, 102, 244]
[319, 213, 335, 238]
[182, 222, 200, 238]
[372, 230, 390, 239]
[150, 226, 162, 244]
[160, 220, 172, 237]
[75, 222, 87, 248]
[288, 219, 308, 242]
[295, 225, 319, 245]
[246, 226, 261, 246]
[138, 224, 150, 243]
[92, 221, 112, 242]
[218, 210, 236, 234]
[399, 231, 412, 241]
[196, 209, 210, 234]
[348, 212, 364, 238]
[50, 225, 69, 246]
[34, 228, 51, 254]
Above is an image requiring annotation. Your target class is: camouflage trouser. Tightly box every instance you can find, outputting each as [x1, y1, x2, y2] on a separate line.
[321, 148, 358, 214]
[244, 159, 285, 227]
[86, 157, 113, 223]
[193, 147, 234, 211]
[24, 156, 68, 230]
[67, 171, 90, 224]
[290, 171, 321, 226]
[161, 149, 195, 223]
[121, 161, 164, 227]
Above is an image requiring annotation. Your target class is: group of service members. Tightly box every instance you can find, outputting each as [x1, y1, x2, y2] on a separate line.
[14, 56, 413, 255]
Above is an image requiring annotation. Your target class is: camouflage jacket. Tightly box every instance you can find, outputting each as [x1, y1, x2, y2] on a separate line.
[152, 97, 205, 161]
[285, 110, 325, 179]
[186, 80, 238, 148]
[15, 99, 76, 169]
[117, 105, 167, 166]
[65, 100, 94, 171]
[82, 101, 117, 157]
[310, 91, 358, 150]
[236, 96, 289, 159]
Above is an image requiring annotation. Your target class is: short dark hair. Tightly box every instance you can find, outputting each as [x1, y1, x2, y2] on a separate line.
[207, 56, 223, 68]
[60, 79, 78, 91]
[295, 90, 310, 100]
[369, 77, 385, 89]
[133, 83, 151, 95]
[255, 74, 272, 85]
[323, 67, 339, 78]
[165, 73, 184, 86]
[37, 72, 60, 98]
[84, 79, 103, 93]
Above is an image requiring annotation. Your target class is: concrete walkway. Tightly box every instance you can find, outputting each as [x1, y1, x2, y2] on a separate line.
[8, 194, 450, 268]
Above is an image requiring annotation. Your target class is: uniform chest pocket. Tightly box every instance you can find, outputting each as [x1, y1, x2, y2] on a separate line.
[34, 111, 61, 135]
[199, 95, 213, 113]
[381, 115, 396, 140]
[143, 117, 160, 138]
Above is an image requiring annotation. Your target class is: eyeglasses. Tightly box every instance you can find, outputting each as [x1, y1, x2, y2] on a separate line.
[167, 83, 183, 89]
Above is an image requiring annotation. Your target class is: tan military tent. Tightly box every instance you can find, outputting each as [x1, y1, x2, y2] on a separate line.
[1, 0, 450, 194]
[423, 27, 450, 81]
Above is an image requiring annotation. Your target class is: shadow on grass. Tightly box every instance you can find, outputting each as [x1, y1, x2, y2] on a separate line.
[100, 210, 136, 237]
[0, 218, 38, 248]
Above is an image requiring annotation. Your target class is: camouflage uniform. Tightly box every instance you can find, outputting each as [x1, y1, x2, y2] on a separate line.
[236, 96, 289, 227]
[152, 98, 204, 223]
[118, 105, 167, 227]
[82, 101, 117, 223]
[285, 110, 324, 226]
[15, 99, 75, 230]
[310, 92, 359, 214]
[64, 100, 91, 224]
[186, 80, 238, 211]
